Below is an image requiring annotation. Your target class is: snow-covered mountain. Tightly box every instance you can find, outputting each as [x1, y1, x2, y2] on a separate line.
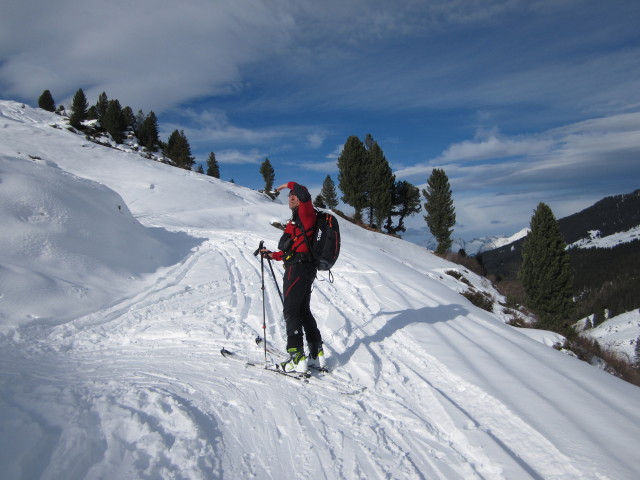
[452, 228, 530, 256]
[1, 100, 640, 480]
[567, 226, 640, 250]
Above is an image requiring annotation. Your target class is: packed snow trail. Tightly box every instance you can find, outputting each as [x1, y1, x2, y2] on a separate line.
[2, 102, 640, 479]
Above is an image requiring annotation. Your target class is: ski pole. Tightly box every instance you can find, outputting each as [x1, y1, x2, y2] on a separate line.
[266, 257, 284, 305]
[253, 241, 268, 365]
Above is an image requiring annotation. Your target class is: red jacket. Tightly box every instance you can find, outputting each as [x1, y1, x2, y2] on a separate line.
[272, 182, 316, 261]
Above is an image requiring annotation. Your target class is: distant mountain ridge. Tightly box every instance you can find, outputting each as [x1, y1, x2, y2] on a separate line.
[453, 228, 530, 256]
[478, 189, 640, 319]
[479, 189, 640, 275]
[466, 189, 640, 258]
[558, 189, 640, 244]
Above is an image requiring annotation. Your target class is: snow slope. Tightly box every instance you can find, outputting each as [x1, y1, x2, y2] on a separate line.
[1, 101, 640, 480]
[567, 226, 640, 250]
[581, 310, 640, 361]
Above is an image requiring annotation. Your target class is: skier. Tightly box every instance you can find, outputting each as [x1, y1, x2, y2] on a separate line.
[261, 181, 326, 373]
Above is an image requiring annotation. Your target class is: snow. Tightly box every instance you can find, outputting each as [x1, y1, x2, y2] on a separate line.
[567, 226, 640, 250]
[1, 100, 640, 480]
[454, 227, 530, 256]
[581, 310, 640, 361]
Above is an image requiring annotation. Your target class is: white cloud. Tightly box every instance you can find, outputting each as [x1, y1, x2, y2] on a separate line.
[326, 143, 345, 160]
[216, 149, 264, 165]
[306, 132, 326, 149]
[298, 160, 337, 172]
[397, 111, 640, 237]
[0, 0, 295, 111]
[160, 108, 292, 146]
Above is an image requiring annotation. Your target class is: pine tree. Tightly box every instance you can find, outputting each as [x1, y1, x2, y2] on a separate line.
[367, 140, 395, 228]
[69, 88, 89, 129]
[86, 105, 98, 120]
[102, 99, 126, 143]
[137, 111, 159, 151]
[196, 164, 205, 174]
[634, 335, 640, 367]
[38, 90, 56, 112]
[95, 92, 109, 121]
[337, 135, 368, 221]
[314, 194, 326, 208]
[259, 158, 275, 192]
[164, 130, 195, 170]
[320, 175, 339, 210]
[135, 110, 146, 132]
[519, 203, 575, 332]
[122, 106, 136, 131]
[206, 152, 220, 178]
[385, 180, 422, 235]
[423, 168, 456, 254]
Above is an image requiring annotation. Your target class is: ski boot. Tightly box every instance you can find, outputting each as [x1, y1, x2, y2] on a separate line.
[280, 347, 308, 374]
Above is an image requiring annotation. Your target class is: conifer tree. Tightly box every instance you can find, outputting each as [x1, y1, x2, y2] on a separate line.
[519, 202, 575, 332]
[320, 175, 339, 210]
[69, 88, 89, 129]
[206, 152, 220, 178]
[635, 335, 640, 367]
[164, 129, 195, 170]
[95, 92, 109, 121]
[423, 168, 456, 254]
[137, 111, 159, 151]
[38, 90, 56, 112]
[135, 110, 146, 131]
[86, 105, 98, 120]
[314, 194, 326, 208]
[122, 106, 136, 131]
[259, 158, 275, 192]
[366, 138, 394, 227]
[385, 180, 422, 235]
[337, 135, 368, 221]
[102, 99, 126, 143]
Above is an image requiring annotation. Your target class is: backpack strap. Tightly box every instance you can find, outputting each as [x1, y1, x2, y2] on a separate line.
[293, 209, 317, 258]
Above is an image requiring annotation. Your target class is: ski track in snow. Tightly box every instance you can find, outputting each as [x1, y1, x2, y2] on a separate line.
[3, 224, 632, 479]
[2, 226, 568, 480]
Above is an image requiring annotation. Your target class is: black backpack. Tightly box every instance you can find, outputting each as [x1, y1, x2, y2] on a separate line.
[296, 209, 341, 272]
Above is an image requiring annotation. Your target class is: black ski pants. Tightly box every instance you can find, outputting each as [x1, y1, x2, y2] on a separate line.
[282, 260, 322, 351]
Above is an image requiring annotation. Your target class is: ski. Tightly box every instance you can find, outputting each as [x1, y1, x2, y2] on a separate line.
[220, 348, 310, 382]
[222, 344, 365, 396]
[255, 336, 330, 373]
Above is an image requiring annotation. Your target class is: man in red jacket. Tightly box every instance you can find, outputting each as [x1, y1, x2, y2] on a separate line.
[262, 181, 326, 373]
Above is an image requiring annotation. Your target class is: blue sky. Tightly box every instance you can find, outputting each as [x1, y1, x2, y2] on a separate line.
[2, 0, 639, 241]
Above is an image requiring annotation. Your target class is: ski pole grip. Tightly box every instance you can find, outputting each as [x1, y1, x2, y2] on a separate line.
[253, 240, 264, 257]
